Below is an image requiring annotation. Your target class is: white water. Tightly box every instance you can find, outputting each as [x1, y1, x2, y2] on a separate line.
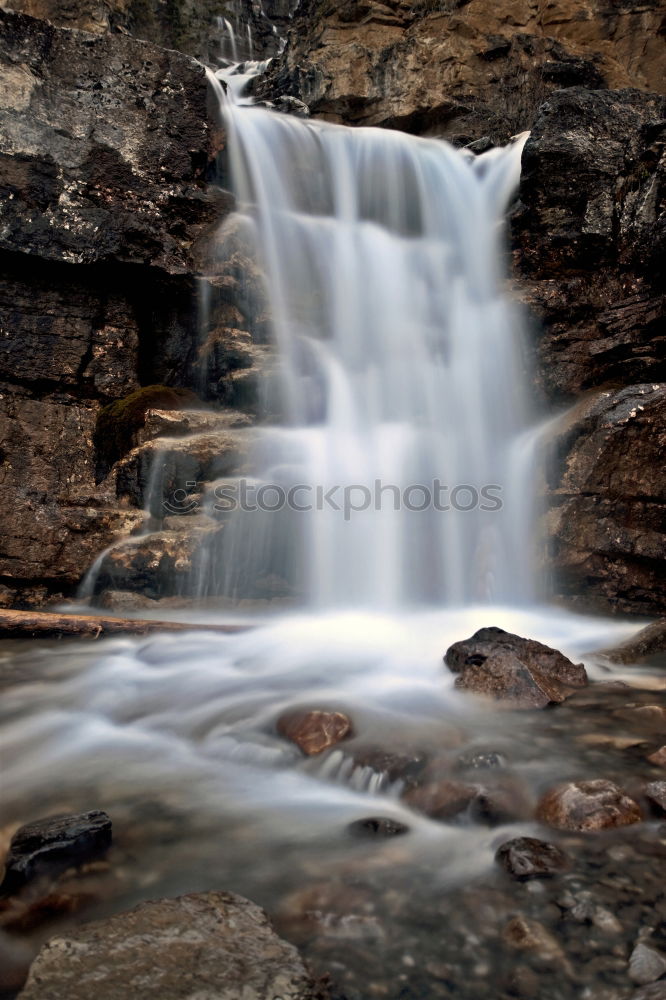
[203, 83, 534, 609]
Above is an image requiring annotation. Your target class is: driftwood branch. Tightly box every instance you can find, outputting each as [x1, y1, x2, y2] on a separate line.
[0, 609, 250, 640]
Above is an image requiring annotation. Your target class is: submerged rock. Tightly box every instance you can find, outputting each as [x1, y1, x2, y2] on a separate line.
[403, 779, 478, 821]
[537, 780, 643, 832]
[495, 836, 570, 880]
[0, 811, 112, 897]
[645, 781, 666, 814]
[444, 626, 587, 708]
[348, 817, 410, 838]
[17, 891, 324, 999]
[277, 709, 353, 755]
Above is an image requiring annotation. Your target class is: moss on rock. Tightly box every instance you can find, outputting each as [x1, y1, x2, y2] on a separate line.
[95, 384, 203, 477]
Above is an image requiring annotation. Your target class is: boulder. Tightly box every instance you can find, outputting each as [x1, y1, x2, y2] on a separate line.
[277, 709, 353, 755]
[597, 620, 666, 665]
[0, 811, 112, 897]
[537, 779, 643, 832]
[444, 626, 587, 708]
[17, 891, 325, 999]
[495, 836, 570, 880]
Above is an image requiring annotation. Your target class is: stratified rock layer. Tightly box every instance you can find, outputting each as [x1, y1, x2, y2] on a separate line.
[17, 891, 325, 999]
[263, 0, 664, 138]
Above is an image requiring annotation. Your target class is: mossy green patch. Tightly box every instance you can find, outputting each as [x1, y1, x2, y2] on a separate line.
[95, 384, 202, 476]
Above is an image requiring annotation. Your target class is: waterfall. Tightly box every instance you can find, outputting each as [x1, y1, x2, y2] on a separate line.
[200, 83, 534, 609]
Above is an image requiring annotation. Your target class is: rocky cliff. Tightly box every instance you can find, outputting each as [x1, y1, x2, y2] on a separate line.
[0, 8, 230, 606]
[261, 0, 664, 141]
[0, 0, 663, 614]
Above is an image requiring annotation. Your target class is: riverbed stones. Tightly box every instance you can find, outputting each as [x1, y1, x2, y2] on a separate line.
[0, 811, 112, 897]
[16, 891, 324, 999]
[277, 709, 353, 755]
[629, 942, 666, 986]
[444, 627, 587, 708]
[495, 837, 570, 880]
[648, 747, 666, 767]
[645, 781, 666, 814]
[536, 780, 643, 832]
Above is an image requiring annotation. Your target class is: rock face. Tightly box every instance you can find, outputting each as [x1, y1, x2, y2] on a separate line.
[511, 88, 665, 615]
[0, 9, 263, 607]
[537, 779, 643, 831]
[263, 0, 664, 139]
[544, 385, 666, 615]
[17, 891, 325, 999]
[444, 626, 587, 708]
[0, 811, 112, 897]
[513, 89, 666, 403]
[2, 0, 293, 62]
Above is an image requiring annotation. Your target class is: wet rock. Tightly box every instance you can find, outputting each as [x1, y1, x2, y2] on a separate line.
[648, 747, 666, 767]
[545, 386, 666, 617]
[350, 747, 428, 789]
[645, 781, 666, 814]
[629, 942, 666, 985]
[445, 626, 587, 708]
[348, 817, 410, 838]
[537, 779, 643, 832]
[277, 709, 353, 756]
[456, 749, 506, 770]
[404, 780, 477, 821]
[17, 891, 324, 999]
[0, 811, 111, 897]
[274, 95, 311, 118]
[495, 837, 570, 880]
[468, 779, 532, 826]
[503, 915, 567, 964]
[598, 620, 666, 665]
[618, 705, 666, 734]
[465, 137, 494, 155]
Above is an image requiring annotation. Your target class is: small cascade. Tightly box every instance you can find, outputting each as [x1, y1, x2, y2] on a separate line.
[199, 85, 536, 609]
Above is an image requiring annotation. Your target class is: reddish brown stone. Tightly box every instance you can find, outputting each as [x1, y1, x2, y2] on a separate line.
[403, 780, 477, 821]
[277, 709, 353, 756]
[495, 837, 570, 880]
[647, 746, 666, 767]
[537, 780, 643, 832]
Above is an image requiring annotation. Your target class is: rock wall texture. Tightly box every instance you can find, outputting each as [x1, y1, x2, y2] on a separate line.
[261, 0, 665, 141]
[512, 88, 665, 613]
[0, 9, 223, 606]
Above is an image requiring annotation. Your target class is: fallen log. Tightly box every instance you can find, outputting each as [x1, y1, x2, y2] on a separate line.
[0, 608, 250, 640]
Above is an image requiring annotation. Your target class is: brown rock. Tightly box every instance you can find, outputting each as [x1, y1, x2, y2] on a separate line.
[17, 891, 324, 999]
[277, 709, 353, 755]
[264, 0, 663, 138]
[403, 779, 477, 821]
[445, 626, 587, 708]
[350, 746, 428, 788]
[347, 817, 409, 838]
[537, 779, 643, 832]
[495, 837, 570, 880]
[598, 620, 666, 665]
[647, 746, 666, 767]
[503, 915, 566, 963]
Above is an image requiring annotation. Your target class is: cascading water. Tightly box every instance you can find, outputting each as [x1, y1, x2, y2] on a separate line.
[200, 84, 535, 608]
